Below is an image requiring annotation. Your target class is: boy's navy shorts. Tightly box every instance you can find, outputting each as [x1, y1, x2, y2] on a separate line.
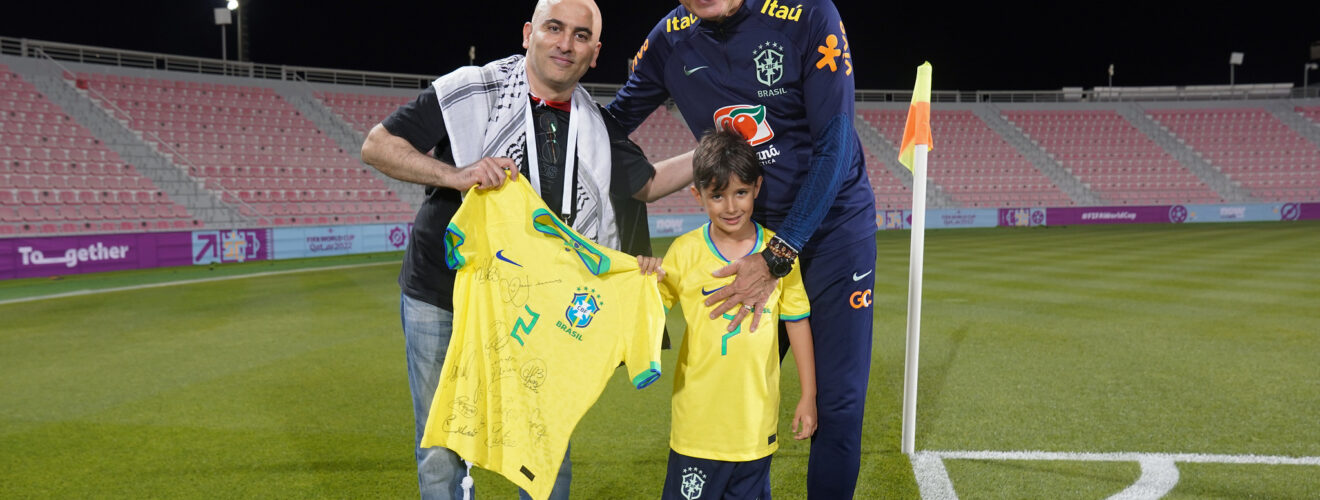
[661, 449, 772, 500]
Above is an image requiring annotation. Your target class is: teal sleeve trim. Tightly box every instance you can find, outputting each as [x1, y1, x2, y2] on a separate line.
[444, 223, 466, 270]
[781, 312, 811, 322]
[632, 361, 662, 389]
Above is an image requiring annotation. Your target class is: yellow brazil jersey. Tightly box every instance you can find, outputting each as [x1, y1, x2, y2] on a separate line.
[658, 223, 810, 462]
[420, 176, 665, 500]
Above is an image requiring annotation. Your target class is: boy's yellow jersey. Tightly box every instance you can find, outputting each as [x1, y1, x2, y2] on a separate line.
[421, 176, 665, 500]
[659, 223, 810, 462]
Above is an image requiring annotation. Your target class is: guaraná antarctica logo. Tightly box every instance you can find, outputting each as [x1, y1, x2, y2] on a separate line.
[712, 104, 775, 146]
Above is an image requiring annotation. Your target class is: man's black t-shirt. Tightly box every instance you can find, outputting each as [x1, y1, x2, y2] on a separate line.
[382, 87, 655, 310]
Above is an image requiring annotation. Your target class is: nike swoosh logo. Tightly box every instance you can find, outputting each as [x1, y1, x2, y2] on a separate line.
[701, 285, 725, 296]
[683, 65, 709, 76]
[852, 270, 873, 281]
[495, 250, 522, 267]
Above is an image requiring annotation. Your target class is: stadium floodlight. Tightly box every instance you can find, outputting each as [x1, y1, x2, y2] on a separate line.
[1229, 52, 1244, 86]
[1306, 63, 1319, 93]
[228, 0, 244, 62]
[213, 7, 232, 61]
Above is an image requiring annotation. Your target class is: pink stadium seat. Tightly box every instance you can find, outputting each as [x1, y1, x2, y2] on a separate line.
[118, 204, 139, 219]
[78, 205, 102, 221]
[1147, 108, 1319, 202]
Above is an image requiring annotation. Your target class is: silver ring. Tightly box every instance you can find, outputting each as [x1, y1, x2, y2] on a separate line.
[743, 304, 754, 312]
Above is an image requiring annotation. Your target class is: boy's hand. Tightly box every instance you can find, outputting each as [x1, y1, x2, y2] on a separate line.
[792, 397, 818, 440]
[636, 256, 666, 282]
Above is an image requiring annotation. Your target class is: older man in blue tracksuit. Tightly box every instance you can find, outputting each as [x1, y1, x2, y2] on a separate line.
[606, 0, 877, 497]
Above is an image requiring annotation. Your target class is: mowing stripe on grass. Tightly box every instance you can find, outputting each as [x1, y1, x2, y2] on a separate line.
[0, 261, 397, 306]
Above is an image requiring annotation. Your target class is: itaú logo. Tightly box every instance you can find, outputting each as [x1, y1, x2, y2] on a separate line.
[712, 104, 775, 146]
[850, 289, 872, 309]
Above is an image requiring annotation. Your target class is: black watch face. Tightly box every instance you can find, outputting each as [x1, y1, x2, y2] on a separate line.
[770, 260, 792, 277]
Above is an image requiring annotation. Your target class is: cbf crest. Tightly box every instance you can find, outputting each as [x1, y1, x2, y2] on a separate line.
[680, 466, 708, 500]
[566, 287, 602, 329]
[753, 41, 784, 86]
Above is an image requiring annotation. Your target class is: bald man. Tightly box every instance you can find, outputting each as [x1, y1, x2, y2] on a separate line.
[362, 1, 691, 498]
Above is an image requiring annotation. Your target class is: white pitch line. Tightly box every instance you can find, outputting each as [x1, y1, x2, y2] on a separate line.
[0, 261, 398, 306]
[911, 452, 959, 500]
[914, 450, 1320, 500]
[926, 450, 1320, 466]
[1109, 457, 1179, 500]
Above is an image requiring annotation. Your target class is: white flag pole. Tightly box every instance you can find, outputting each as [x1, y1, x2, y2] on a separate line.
[900, 143, 929, 455]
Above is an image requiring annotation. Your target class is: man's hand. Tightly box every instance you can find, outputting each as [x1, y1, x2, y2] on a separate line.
[456, 157, 518, 191]
[704, 253, 776, 332]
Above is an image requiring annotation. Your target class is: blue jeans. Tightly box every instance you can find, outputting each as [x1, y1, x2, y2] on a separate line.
[401, 293, 571, 500]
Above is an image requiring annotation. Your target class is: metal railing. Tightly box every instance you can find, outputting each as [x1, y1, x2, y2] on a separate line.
[3, 36, 434, 90]
[8, 36, 1316, 101]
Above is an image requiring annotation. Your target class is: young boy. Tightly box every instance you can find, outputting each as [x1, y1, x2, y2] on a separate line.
[639, 128, 817, 500]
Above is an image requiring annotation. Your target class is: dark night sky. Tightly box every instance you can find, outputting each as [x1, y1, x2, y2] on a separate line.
[3, 1, 1317, 91]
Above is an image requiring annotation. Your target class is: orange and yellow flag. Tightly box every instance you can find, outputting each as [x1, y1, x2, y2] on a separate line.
[897, 62, 933, 171]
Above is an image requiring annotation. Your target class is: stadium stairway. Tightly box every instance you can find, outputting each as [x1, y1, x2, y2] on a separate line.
[1119, 104, 1251, 202]
[974, 104, 1098, 205]
[1264, 101, 1320, 148]
[273, 84, 424, 210]
[11, 58, 236, 227]
[852, 114, 953, 208]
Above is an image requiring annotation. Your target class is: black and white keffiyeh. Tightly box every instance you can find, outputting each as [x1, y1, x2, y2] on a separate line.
[432, 55, 619, 250]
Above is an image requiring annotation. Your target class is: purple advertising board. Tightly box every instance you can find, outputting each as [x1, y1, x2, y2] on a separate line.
[1288, 202, 1320, 221]
[1042, 205, 1191, 225]
[0, 232, 193, 280]
[191, 229, 274, 264]
[998, 207, 1049, 227]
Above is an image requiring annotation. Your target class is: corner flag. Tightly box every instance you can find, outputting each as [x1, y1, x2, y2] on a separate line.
[898, 62, 933, 171]
[900, 62, 932, 455]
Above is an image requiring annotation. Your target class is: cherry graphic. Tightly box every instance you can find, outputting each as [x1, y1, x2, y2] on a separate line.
[731, 113, 757, 140]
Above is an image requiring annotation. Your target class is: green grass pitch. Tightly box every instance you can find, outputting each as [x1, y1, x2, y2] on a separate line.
[2, 221, 1318, 498]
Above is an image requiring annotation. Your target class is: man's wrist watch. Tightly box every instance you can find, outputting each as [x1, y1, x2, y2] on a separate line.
[761, 236, 798, 279]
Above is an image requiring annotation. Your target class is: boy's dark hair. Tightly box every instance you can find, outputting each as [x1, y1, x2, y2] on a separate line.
[692, 127, 761, 193]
